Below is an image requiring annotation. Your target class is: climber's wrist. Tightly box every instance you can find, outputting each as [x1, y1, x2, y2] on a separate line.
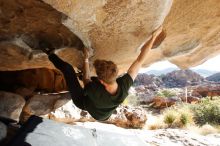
[84, 58, 89, 63]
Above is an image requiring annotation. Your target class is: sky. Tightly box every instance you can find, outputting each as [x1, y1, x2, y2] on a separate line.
[140, 54, 220, 72]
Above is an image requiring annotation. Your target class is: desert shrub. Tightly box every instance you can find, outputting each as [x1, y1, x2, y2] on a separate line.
[190, 97, 220, 125]
[156, 89, 177, 98]
[164, 110, 178, 126]
[162, 98, 220, 128]
[163, 106, 193, 128]
[179, 109, 193, 127]
[148, 121, 166, 130]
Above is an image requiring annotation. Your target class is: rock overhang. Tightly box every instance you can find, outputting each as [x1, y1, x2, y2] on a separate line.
[0, 0, 220, 73]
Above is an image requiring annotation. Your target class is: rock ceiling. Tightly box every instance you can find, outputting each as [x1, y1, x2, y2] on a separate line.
[0, 0, 220, 73]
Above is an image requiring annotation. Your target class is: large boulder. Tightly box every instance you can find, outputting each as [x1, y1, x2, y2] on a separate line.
[0, 91, 25, 121]
[0, 0, 84, 71]
[0, 68, 67, 94]
[21, 92, 71, 122]
[49, 101, 147, 129]
[38, 0, 220, 72]
[8, 117, 220, 146]
[107, 105, 147, 128]
[144, 0, 220, 69]
[43, 0, 172, 70]
[1, 0, 220, 73]
[0, 0, 173, 73]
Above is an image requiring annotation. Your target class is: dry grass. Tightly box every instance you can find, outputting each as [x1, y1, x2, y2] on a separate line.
[163, 107, 194, 128]
[148, 119, 167, 130]
[144, 113, 167, 130]
[187, 124, 220, 135]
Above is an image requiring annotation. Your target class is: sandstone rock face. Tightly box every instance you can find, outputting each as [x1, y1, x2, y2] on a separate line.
[0, 0, 173, 72]
[13, 118, 220, 146]
[38, 0, 220, 71]
[0, 68, 67, 93]
[0, 0, 83, 71]
[49, 100, 83, 123]
[0, 91, 25, 121]
[24, 94, 60, 116]
[21, 93, 71, 122]
[0, 0, 220, 72]
[43, 0, 173, 72]
[145, 0, 220, 69]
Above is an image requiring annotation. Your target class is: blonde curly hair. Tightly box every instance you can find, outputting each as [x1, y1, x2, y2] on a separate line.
[93, 59, 118, 84]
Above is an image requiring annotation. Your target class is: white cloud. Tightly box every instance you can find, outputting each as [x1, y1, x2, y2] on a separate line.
[191, 55, 220, 71]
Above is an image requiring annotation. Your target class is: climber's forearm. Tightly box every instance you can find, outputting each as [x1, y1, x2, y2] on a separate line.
[83, 58, 91, 85]
[127, 26, 163, 80]
[137, 36, 156, 64]
[127, 36, 157, 80]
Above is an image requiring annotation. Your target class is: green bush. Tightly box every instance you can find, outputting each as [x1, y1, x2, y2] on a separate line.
[179, 111, 193, 126]
[162, 97, 220, 128]
[164, 110, 178, 126]
[190, 97, 220, 125]
[163, 105, 193, 128]
[156, 89, 177, 98]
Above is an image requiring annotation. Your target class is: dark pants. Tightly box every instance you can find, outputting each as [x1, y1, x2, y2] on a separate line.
[48, 54, 85, 110]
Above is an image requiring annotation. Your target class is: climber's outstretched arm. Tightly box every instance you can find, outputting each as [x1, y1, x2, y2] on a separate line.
[83, 47, 91, 85]
[127, 26, 163, 80]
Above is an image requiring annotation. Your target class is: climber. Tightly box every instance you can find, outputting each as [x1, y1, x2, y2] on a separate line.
[40, 26, 163, 121]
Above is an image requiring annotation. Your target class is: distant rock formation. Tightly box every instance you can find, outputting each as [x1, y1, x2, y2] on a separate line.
[192, 83, 220, 97]
[206, 73, 220, 82]
[134, 73, 163, 87]
[134, 69, 205, 88]
[162, 70, 204, 88]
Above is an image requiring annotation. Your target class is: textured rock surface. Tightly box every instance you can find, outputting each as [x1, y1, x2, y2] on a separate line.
[143, 128, 220, 146]
[12, 118, 220, 146]
[0, 0, 83, 71]
[0, 68, 67, 93]
[1, 0, 220, 72]
[43, 0, 173, 72]
[21, 92, 71, 122]
[106, 105, 147, 128]
[0, 0, 172, 72]
[144, 0, 220, 69]
[0, 91, 25, 121]
[49, 101, 147, 128]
